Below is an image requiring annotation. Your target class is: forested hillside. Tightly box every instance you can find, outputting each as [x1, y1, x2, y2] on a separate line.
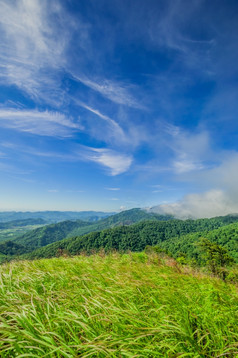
[0, 209, 170, 261]
[9, 209, 173, 250]
[13, 220, 90, 251]
[22, 216, 238, 262]
[66, 208, 174, 237]
[1, 211, 238, 264]
[159, 222, 238, 263]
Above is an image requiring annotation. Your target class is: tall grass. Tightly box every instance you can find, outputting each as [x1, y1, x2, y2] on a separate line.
[0, 252, 238, 357]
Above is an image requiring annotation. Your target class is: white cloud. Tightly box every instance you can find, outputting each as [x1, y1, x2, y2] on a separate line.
[0, 108, 82, 137]
[173, 158, 204, 174]
[3, 141, 133, 176]
[151, 190, 237, 219]
[0, 0, 77, 105]
[75, 100, 126, 144]
[73, 75, 144, 109]
[105, 188, 120, 191]
[150, 152, 238, 218]
[163, 124, 212, 174]
[85, 147, 132, 175]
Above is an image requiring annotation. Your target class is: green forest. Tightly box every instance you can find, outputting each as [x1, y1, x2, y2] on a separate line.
[0, 209, 237, 269]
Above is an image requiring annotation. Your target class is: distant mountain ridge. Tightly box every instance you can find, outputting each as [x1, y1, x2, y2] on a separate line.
[0, 211, 114, 223]
[11, 208, 173, 251]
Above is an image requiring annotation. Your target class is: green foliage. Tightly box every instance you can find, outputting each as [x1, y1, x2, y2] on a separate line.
[159, 223, 238, 264]
[67, 208, 175, 237]
[0, 240, 28, 256]
[22, 217, 238, 262]
[7, 209, 172, 253]
[198, 238, 235, 279]
[0, 253, 238, 357]
[1, 211, 238, 268]
[13, 220, 90, 251]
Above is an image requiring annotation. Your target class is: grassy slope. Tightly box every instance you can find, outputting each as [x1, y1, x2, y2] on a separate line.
[0, 253, 238, 357]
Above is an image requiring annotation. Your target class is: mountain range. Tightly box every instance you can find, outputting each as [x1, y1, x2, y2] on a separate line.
[0, 208, 238, 264]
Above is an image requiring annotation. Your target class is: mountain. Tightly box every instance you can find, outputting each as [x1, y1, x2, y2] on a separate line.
[10, 208, 173, 252]
[65, 208, 175, 237]
[13, 220, 90, 251]
[2, 211, 238, 264]
[22, 215, 238, 262]
[0, 211, 114, 223]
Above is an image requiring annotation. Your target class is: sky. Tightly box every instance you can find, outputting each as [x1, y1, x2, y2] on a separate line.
[0, 0, 238, 217]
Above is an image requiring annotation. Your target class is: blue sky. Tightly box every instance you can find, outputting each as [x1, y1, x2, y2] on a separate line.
[0, 0, 238, 217]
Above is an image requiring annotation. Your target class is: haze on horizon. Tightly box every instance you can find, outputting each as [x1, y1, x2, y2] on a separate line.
[0, 0, 238, 218]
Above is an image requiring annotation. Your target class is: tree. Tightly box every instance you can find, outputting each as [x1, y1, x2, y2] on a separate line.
[198, 238, 234, 279]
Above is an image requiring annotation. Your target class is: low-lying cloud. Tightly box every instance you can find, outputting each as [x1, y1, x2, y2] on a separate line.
[150, 190, 238, 219]
[150, 153, 238, 218]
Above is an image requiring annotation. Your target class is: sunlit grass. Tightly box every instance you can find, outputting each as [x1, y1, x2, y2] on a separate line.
[0, 252, 238, 357]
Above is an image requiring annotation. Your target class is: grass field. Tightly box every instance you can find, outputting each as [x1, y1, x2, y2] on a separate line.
[0, 252, 238, 357]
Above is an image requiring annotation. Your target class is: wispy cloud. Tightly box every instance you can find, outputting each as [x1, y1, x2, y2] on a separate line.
[75, 100, 126, 144]
[164, 124, 212, 174]
[105, 188, 120, 191]
[73, 75, 144, 109]
[0, 108, 82, 137]
[0, 161, 33, 176]
[80, 147, 133, 176]
[2, 141, 133, 176]
[0, 0, 79, 105]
